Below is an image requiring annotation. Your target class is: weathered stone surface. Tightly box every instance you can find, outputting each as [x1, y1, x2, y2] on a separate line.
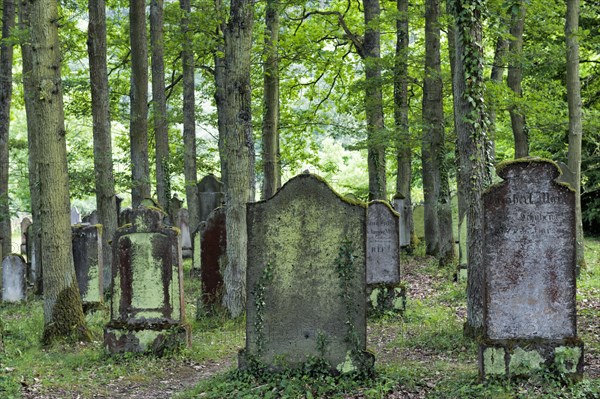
[2, 255, 27, 302]
[392, 195, 411, 247]
[72, 224, 103, 309]
[20, 217, 32, 256]
[198, 207, 226, 312]
[70, 206, 82, 225]
[241, 173, 373, 373]
[104, 206, 189, 355]
[480, 159, 583, 379]
[168, 195, 183, 226]
[25, 224, 42, 294]
[177, 208, 192, 259]
[366, 201, 400, 285]
[82, 210, 99, 225]
[118, 207, 133, 227]
[197, 174, 224, 225]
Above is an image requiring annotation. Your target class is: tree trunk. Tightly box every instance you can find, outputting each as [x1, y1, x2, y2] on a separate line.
[151, 0, 170, 213]
[130, 0, 150, 206]
[261, 0, 281, 200]
[394, 0, 414, 248]
[451, 0, 488, 337]
[364, 0, 386, 201]
[488, 36, 509, 158]
[180, 0, 199, 230]
[507, 0, 528, 158]
[221, 0, 255, 317]
[0, 0, 16, 258]
[214, 0, 227, 187]
[29, 0, 90, 343]
[565, 0, 584, 271]
[88, 0, 118, 293]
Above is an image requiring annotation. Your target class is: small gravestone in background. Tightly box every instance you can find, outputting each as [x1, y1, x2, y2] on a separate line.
[197, 207, 226, 315]
[480, 159, 583, 379]
[104, 206, 189, 355]
[178, 208, 192, 259]
[70, 206, 82, 225]
[72, 224, 103, 311]
[366, 201, 405, 314]
[392, 194, 411, 247]
[191, 222, 204, 278]
[118, 207, 133, 227]
[241, 173, 374, 374]
[169, 195, 183, 226]
[2, 255, 27, 302]
[82, 210, 99, 225]
[25, 224, 42, 295]
[20, 217, 32, 257]
[197, 174, 224, 225]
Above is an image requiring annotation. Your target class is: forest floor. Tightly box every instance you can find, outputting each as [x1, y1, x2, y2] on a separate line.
[2, 238, 599, 398]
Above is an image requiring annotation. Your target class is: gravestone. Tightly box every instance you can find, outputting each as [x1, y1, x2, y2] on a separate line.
[366, 201, 404, 314]
[169, 195, 183, 226]
[197, 207, 226, 314]
[70, 206, 82, 225]
[118, 207, 133, 227]
[178, 208, 192, 259]
[480, 159, 583, 379]
[82, 210, 99, 225]
[104, 206, 190, 355]
[20, 217, 32, 256]
[72, 224, 103, 310]
[240, 173, 374, 374]
[197, 174, 224, 224]
[25, 224, 42, 295]
[2, 255, 27, 302]
[392, 194, 411, 247]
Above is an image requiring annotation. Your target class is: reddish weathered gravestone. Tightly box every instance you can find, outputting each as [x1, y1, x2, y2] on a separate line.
[198, 207, 226, 313]
[104, 206, 189, 355]
[480, 159, 583, 379]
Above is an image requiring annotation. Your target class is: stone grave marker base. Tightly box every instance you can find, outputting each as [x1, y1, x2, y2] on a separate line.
[367, 284, 406, 315]
[104, 321, 190, 356]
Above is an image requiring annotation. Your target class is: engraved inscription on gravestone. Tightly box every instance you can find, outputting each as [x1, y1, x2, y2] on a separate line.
[366, 201, 400, 285]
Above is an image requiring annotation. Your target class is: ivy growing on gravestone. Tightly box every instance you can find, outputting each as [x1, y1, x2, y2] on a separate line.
[252, 262, 274, 356]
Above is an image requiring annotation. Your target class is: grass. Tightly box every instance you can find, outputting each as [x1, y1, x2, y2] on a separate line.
[0, 240, 599, 398]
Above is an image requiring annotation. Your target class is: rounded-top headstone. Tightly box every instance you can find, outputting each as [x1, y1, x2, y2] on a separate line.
[2, 254, 27, 302]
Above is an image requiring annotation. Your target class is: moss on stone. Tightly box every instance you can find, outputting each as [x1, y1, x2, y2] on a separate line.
[42, 285, 92, 346]
[554, 346, 582, 374]
[483, 347, 506, 375]
[508, 347, 544, 375]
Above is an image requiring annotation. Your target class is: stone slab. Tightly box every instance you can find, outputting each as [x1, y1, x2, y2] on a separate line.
[366, 201, 400, 285]
[197, 174, 224, 224]
[199, 207, 226, 311]
[72, 224, 103, 308]
[2, 255, 27, 302]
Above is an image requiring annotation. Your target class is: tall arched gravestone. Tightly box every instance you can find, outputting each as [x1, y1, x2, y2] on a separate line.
[241, 173, 374, 374]
[104, 206, 190, 355]
[480, 159, 583, 379]
[197, 207, 226, 315]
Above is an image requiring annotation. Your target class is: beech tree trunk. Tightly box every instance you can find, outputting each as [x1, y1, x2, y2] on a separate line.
[488, 36, 509, 158]
[364, 0, 386, 201]
[394, 0, 414, 248]
[88, 0, 118, 292]
[214, 0, 227, 186]
[151, 0, 170, 212]
[507, 0, 528, 158]
[261, 0, 281, 200]
[0, 0, 15, 258]
[130, 0, 151, 206]
[181, 0, 199, 230]
[565, 0, 584, 270]
[29, 0, 90, 343]
[221, 0, 255, 317]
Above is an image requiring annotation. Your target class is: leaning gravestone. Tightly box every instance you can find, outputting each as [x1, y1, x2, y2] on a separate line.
[104, 206, 189, 355]
[240, 173, 374, 373]
[480, 159, 583, 379]
[20, 217, 32, 257]
[72, 224, 103, 311]
[197, 207, 226, 314]
[177, 208, 192, 259]
[2, 255, 27, 302]
[197, 174, 224, 224]
[366, 201, 404, 313]
[392, 194, 411, 247]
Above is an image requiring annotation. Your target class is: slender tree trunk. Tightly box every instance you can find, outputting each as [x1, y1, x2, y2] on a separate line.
[130, 0, 150, 206]
[565, 0, 584, 270]
[221, 0, 255, 317]
[451, 0, 488, 337]
[20, 0, 42, 294]
[488, 36, 509, 158]
[261, 0, 281, 200]
[0, 0, 16, 258]
[507, 0, 527, 158]
[88, 0, 118, 293]
[394, 0, 414, 248]
[180, 0, 199, 230]
[364, 0, 386, 201]
[151, 0, 170, 212]
[214, 0, 227, 186]
[29, 0, 90, 343]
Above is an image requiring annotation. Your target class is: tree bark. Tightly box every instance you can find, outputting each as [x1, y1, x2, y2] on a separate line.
[29, 0, 90, 343]
[488, 35, 509, 159]
[261, 0, 281, 200]
[451, 0, 488, 337]
[0, 0, 16, 258]
[507, 0, 528, 158]
[394, 0, 414, 248]
[130, 0, 151, 206]
[565, 0, 584, 270]
[221, 0, 255, 317]
[88, 0, 118, 293]
[151, 0, 170, 213]
[214, 0, 227, 187]
[364, 0, 386, 201]
[180, 0, 199, 230]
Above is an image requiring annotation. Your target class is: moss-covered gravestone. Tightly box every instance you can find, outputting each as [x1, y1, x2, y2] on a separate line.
[72, 224, 103, 310]
[2, 255, 27, 302]
[480, 159, 583, 379]
[240, 173, 374, 374]
[104, 206, 190, 355]
[197, 207, 226, 314]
